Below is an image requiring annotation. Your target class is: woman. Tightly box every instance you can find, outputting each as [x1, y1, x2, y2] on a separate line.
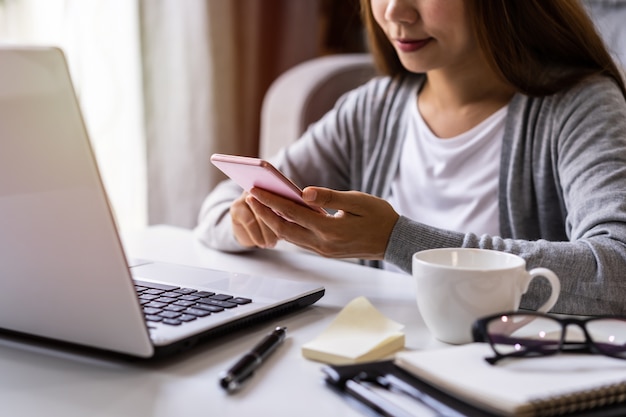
[195, 0, 626, 315]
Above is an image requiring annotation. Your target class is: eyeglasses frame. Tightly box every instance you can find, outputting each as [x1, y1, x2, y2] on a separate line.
[472, 311, 626, 365]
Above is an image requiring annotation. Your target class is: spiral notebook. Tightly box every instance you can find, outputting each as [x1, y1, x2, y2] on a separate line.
[395, 343, 626, 417]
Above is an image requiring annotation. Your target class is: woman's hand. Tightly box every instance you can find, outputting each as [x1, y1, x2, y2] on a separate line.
[229, 191, 279, 248]
[245, 186, 400, 260]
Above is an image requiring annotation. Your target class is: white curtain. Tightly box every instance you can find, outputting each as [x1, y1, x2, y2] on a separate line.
[0, 0, 323, 232]
[140, 0, 321, 228]
[0, 0, 147, 234]
[140, 1, 228, 230]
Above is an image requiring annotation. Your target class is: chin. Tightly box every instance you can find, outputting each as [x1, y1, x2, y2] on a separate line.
[399, 63, 429, 74]
[395, 56, 429, 74]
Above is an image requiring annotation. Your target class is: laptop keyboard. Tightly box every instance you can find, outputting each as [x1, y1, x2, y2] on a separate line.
[134, 280, 252, 326]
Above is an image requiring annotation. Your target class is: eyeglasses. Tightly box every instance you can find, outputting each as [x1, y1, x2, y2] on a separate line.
[472, 311, 626, 365]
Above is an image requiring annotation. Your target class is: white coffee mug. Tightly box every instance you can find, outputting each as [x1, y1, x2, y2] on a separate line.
[412, 248, 561, 345]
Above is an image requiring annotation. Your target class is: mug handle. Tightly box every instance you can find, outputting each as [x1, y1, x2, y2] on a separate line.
[528, 267, 561, 313]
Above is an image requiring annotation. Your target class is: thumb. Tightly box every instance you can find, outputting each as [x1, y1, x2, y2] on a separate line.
[302, 186, 362, 213]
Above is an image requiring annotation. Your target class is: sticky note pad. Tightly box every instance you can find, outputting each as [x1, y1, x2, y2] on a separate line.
[301, 296, 405, 365]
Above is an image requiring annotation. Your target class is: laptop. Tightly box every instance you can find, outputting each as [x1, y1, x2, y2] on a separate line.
[0, 46, 325, 359]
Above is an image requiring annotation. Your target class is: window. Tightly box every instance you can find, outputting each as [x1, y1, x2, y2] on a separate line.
[0, 0, 147, 234]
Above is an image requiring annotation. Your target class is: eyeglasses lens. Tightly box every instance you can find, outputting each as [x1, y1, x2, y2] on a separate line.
[486, 314, 562, 357]
[586, 319, 626, 358]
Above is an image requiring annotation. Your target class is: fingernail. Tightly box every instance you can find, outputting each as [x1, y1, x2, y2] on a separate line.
[303, 188, 316, 201]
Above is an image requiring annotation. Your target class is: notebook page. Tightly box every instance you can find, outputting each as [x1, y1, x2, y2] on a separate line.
[395, 343, 626, 417]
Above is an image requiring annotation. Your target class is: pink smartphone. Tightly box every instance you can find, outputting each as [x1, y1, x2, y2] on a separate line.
[210, 153, 326, 214]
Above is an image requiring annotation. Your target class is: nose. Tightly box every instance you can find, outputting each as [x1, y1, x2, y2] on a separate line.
[384, 0, 419, 25]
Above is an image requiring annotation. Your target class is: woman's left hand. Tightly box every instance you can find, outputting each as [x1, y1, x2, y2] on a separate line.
[245, 186, 400, 260]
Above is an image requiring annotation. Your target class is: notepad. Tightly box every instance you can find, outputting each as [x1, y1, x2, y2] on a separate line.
[395, 343, 626, 417]
[301, 296, 405, 365]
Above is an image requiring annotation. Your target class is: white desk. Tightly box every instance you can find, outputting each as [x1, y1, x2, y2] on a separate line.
[0, 225, 446, 417]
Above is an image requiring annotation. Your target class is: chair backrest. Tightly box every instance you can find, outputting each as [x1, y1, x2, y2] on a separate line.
[583, 0, 626, 81]
[260, 53, 376, 159]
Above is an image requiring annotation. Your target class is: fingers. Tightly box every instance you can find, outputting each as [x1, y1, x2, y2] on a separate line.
[302, 186, 365, 214]
[245, 195, 320, 252]
[244, 186, 400, 260]
[230, 192, 278, 248]
[247, 186, 326, 218]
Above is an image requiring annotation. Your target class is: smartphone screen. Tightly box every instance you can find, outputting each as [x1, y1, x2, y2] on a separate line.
[210, 153, 326, 214]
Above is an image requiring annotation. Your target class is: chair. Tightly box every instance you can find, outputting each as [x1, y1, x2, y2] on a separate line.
[583, 0, 626, 81]
[259, 53, 376, 159]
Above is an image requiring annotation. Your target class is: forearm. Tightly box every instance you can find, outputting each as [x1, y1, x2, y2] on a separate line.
[193, 180, 250, 252]
[384, 216, 626, 315]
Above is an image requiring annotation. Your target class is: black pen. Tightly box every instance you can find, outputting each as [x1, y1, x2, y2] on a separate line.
[219, 326, 287, 392]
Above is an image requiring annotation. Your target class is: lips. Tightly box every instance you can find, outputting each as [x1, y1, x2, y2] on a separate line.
[394, 38, 431, 53]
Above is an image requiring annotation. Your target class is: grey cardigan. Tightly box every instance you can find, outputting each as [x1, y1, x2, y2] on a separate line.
[195, 74, 626, 315]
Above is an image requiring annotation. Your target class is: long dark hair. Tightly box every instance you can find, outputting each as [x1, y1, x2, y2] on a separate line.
[360, 0, 626, 98]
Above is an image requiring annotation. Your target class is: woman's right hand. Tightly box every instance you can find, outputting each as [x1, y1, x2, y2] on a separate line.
[230, 191, 279, 249]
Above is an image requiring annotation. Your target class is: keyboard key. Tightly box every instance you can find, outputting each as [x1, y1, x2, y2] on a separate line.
[231, 297, 252, 305]
[144, 301, 168, 309]
[164, 305, 186, 312]
[193, 303, 224, 313]
[185, 308, 211, 317]
[159, 311, 181, 319]
[194, 291, 216, 297]
[161, 291, 182, 298]
[173, 300, 196, 308]
[143, 307, 163, 315]
[197, 298, 237, 309]
[173, 288, 197, 295]
[179, 314, 197, 322]
[139, 294, 160, 301]
[162, 318, 181, 326]
[144, 289, 166, 295]
[210, 294, 233, 301]
[145, 315, 163, 322]
[179, 294, 201, 301]
[155, 296, 178, 303]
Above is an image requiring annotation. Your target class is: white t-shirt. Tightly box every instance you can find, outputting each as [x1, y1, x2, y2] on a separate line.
[384, 93, 508, 272]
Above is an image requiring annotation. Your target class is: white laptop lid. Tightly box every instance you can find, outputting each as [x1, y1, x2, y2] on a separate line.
[0, 46, 325, 359]
[0, 47, 154, 356]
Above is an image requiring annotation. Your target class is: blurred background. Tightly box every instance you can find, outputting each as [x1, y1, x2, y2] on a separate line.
[0, 0, 366, 233]
[1, 0, 624, 239]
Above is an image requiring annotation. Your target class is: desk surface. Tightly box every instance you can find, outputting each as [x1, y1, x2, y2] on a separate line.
[0, 225, 446, 417]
